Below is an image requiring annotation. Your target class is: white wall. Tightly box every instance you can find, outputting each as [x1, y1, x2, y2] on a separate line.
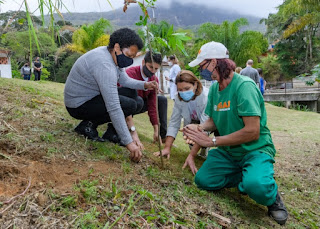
[0, 65, 13, 78]
[0, 54, 12, 78]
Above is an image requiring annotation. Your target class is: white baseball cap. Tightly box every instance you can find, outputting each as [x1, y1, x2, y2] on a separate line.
[188, 41, 229, 67]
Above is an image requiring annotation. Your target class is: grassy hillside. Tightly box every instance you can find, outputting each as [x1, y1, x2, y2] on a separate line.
[0, 78, 319, 228]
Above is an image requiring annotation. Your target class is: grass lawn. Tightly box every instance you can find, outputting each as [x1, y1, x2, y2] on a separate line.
[0, 77, 319, 228]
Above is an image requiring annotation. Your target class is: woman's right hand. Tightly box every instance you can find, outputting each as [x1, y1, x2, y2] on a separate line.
[126, 142, 142, 163]
[182, 154, 198, 175]
[153, 147, 171, 159]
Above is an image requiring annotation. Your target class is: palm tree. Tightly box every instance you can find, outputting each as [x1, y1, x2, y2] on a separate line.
[280, 0, 320, 61]
[262, 0, 320, 73]
[196, 19, 267, 67]
[68, 18, 112, 54]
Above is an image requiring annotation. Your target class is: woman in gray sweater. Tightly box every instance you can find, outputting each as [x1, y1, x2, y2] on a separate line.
[64, 28, 157, 162]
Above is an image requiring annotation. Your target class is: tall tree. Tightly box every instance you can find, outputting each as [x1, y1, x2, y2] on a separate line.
[1, 30, 57, 62]
[0, 10, 41, 33]
[263, 0, 320, 77]
[196, 19, 267, 67]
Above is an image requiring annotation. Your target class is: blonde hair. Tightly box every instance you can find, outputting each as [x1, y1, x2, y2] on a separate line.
[175, 70, 203, 101]
[235, 67, 242, 74]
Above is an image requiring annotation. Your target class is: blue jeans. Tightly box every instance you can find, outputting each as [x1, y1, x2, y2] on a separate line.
[23, 74, 31, 80]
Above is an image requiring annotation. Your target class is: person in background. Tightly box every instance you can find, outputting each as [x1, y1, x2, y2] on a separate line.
[33, 57, 43, 81]
[235, 66, 242, 74]
[20, 62, 31, 80]
[165, 55, 181, 100]
[257, 68, 267, 95]
[64, 28, 158, 162]
[240, 59, 260, 87]
[154, 70, 209, 163]
[183, 41, 288, 225]
[105, 51, 168, 147]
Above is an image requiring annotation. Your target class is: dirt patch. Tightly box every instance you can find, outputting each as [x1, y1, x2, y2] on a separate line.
[0, 158, 122, 199]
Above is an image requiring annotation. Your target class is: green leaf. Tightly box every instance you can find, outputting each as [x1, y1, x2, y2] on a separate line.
[146, 191, 154, 200]
[18, 18, 25, 25]
[173, 219, 187, 225]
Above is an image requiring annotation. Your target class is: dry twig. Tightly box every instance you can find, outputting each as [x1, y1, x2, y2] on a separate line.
[2, 120, 18, 132]
[209, 210, 232, 227]
[0, 201, 16, 216]
[4, 177, 32, 204]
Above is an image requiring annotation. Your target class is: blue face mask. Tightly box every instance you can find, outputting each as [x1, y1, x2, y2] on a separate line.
[200, 69, 213, 81]
[178, 90, 195, 102]
[116, 53, 133, 68]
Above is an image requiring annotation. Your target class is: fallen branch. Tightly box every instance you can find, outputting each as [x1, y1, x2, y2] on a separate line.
[2, 120, 18, 132]
[0, 201, 16, 216]
[209, 210, 231, 227]
[0, 151, 12, 160]
[4, 177, 32, 205]
[4, 106, 16, 115]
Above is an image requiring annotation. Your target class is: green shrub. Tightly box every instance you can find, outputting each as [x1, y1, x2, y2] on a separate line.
[259, 55, 282, 82]
[55, 52, 82, 83]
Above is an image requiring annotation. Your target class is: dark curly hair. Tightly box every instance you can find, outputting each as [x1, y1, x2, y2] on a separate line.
[108, 28, 144, 50]
[216, 59, 236, 80]
[144, 51, 162, 65]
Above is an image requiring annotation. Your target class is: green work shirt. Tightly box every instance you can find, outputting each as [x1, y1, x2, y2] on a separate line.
[205, 73, 276, 159]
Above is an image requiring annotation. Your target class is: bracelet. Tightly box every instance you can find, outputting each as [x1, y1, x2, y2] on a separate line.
[212, 136, 217, 147]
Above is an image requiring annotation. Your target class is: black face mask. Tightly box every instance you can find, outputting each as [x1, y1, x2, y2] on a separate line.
[116, 53, 133, 68]
[142, 65, 154, 78]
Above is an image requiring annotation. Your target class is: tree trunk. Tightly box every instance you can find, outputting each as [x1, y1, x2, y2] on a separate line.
[309, 28, 313, 61]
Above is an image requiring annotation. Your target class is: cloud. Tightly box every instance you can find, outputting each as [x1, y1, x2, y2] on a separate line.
[0, 0, 283, 17]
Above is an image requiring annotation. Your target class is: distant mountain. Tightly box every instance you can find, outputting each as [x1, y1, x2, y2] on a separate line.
[48, 2, 266, 33]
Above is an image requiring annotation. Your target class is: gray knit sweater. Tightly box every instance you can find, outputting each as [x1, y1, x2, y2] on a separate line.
[64, 46, 145, 145]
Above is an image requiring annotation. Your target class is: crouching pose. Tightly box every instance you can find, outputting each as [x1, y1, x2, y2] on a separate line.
[183, 41, 288, 225]
[154, 70, 210, 165]
[64, 28, 157, 162]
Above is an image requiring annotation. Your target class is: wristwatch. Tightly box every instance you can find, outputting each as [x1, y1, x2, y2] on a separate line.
[212, 136, 217, 147]
[129, 126, 136, 132]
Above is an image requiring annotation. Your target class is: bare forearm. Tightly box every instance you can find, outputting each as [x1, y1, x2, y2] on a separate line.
[216, 128, 259, 147]
[153, 125, 159, 133]
[189, 143, 201, 157]
[164, 136, 175, 150]
[199, 118, 216, 132]
[126, 115, 134, 128]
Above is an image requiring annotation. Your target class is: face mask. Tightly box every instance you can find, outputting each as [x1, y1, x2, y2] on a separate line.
[168, 62, 173, 67]
[178, 90, 195, 102]
[142, 65, 154, 78]
[116, 53, 133, 68]
[200, 69, 213, 81]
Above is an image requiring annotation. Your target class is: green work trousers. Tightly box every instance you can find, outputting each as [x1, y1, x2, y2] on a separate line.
[195, 149, 278, 206]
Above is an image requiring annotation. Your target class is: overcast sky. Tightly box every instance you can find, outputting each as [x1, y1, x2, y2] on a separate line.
[0, 0, 283, 18]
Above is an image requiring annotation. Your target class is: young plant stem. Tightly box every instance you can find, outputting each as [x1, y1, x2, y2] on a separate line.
[145, 25, 164, 169]
[105, 192, 144, 229]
